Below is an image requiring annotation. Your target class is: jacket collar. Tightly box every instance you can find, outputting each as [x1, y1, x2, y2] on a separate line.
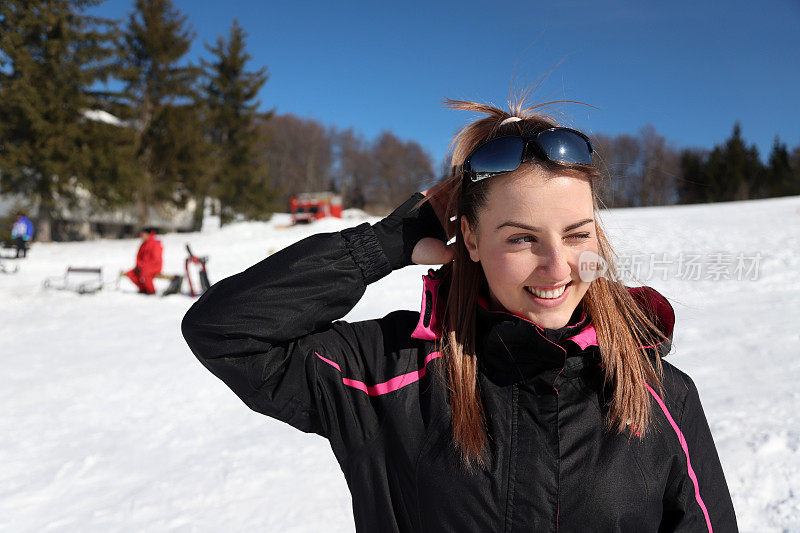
[411, 268, 675, 383]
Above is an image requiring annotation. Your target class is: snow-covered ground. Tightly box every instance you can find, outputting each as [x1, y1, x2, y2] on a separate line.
[1, 196, 799, 532]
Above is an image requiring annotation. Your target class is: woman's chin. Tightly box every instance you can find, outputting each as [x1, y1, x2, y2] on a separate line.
[531, 316, 570, 329]
[522, 304, 580, 329]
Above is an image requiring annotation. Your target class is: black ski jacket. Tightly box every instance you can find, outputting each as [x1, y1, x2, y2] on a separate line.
[182, 200, 738, 532]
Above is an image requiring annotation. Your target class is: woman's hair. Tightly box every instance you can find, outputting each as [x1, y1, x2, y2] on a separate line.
[424, 96, 670, 471]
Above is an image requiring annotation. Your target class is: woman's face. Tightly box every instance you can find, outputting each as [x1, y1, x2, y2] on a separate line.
[461, 167, 598, 329]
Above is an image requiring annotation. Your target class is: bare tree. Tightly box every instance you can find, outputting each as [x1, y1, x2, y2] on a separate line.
[257, 115, 433, 212]
[592, 126, 680, 208]
[335, 128, 374, 209]
[592, 133, 641, 207]
[369, 131, 434, 211]
[636, 124, 679, 206]
[256, 114, 332, 203]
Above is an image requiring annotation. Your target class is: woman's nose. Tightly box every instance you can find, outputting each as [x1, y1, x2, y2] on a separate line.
[536, 243, 572, 281]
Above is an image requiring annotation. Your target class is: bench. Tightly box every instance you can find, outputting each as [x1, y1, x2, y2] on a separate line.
[43, 266, 104, 294]
[1, 239, 29, 258]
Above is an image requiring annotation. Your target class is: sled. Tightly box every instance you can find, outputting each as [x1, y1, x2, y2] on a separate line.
[185, 244, 211, 297]
[0, 260, 19, 274]
[114, 270, 184, 296]
[43, 266, 104, 294]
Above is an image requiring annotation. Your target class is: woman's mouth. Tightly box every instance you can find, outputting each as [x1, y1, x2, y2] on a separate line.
[524, 281, 572, 306]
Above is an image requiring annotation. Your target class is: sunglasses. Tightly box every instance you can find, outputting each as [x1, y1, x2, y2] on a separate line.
[462, 127, 594, 183]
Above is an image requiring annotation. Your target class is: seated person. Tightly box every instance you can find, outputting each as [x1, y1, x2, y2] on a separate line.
[10, 212, 34, 258]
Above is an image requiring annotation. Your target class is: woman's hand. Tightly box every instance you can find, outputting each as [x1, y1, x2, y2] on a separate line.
[411, 188, 454, 265]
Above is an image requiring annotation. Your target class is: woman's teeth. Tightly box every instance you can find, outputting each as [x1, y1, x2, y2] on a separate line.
[525, 284, 567, 299]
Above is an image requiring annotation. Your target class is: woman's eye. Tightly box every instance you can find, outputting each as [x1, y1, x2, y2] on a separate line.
[509, 233, 590, 245]
[566, 232, 591, 240]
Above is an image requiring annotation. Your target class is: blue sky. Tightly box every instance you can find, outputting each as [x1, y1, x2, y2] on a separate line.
[90, 0, 800, 168]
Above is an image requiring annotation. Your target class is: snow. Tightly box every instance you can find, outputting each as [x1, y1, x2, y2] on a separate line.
[81, 109, 126, 127]
[2, 196, 799, 531]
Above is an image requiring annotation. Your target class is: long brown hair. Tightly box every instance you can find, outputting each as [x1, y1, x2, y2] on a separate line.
[423, 96, 670, 471]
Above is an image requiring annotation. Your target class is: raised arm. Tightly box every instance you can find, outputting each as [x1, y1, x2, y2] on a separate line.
[181, 192, 447, 439]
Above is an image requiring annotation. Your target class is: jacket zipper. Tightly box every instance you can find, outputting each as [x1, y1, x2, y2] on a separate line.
[504, 384, 519, 533]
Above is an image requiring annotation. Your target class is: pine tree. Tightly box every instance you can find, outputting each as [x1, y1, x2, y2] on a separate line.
[705, 123, 764, 202]
[202, 19, 273, 224]
[678, 149, 709, 204]
[744, 143, 764, 200]
[118, 0, 204, 226]
[709, 123, 748, 201]
[0, 0, 120, 241]
[765, 137, 794, 197]
[788, 145, 800, 196]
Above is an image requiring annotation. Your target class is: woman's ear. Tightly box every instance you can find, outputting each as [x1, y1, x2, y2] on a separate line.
[460, 216, 480, 262]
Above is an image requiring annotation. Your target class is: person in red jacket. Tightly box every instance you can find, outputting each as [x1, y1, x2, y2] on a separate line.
[126, 228, 163, 294]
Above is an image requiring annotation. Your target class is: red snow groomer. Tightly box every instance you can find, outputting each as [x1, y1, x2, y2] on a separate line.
[290, 192, 343, 224]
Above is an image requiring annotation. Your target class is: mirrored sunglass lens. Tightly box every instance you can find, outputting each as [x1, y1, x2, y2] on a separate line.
[470, 137, 525, 176]
[536, 130, 592, 165]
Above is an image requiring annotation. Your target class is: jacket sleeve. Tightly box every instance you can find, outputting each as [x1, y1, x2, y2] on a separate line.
[661, 376, 738, 532]
[181, 192, 445, 455]
[180, 220, 396, 439]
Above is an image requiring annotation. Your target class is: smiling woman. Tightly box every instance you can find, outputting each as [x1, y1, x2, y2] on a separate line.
[182, 93, 739, 531]
[460, 171, 597, 329]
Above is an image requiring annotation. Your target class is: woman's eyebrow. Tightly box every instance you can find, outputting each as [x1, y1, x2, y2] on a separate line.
[495, 218, 594, 232]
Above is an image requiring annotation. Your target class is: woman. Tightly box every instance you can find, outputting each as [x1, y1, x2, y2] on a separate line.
[182, 98, 738, 531]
